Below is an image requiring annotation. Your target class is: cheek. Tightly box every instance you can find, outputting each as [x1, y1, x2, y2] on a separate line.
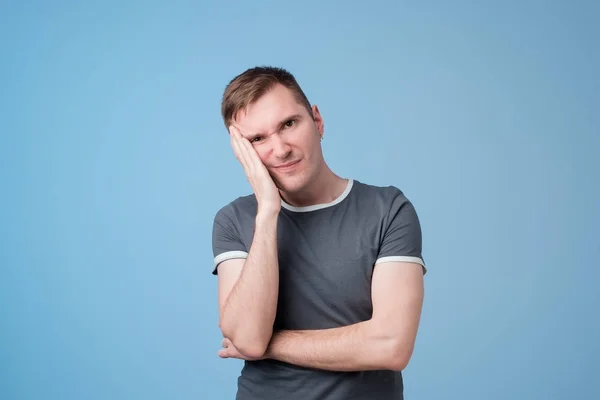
[254, 146, 271, 164]
[294, 130, 317, 152]
[304, 135, 321, 156]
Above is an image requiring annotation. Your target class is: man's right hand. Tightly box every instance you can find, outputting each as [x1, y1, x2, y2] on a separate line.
[229, 125, 281, 216]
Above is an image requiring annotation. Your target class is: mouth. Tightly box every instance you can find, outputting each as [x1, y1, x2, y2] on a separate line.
[274, 159, 301, 172]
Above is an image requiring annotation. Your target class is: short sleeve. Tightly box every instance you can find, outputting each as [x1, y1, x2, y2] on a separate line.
[211, 206, 248, 275]
[375, 191, 426, 275]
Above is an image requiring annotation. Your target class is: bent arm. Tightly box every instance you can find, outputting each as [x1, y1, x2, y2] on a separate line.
[265, 262, 424, 371]
[218, 212, 280, 358]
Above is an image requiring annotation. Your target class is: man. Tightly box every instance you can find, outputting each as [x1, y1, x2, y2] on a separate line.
[211, 66, 426, 399]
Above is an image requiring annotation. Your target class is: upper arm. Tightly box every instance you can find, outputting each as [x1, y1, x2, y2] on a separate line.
[217, 259, 245, 319]
[212, 206, 248, 318]
[374, 190, 426, 274]
[371, 262, 424, 347]
[370, 190, 426, 360]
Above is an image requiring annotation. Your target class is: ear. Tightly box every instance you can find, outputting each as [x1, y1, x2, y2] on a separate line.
[311, 105, 324, 138]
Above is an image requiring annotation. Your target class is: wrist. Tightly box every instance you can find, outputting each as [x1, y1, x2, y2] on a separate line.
[264, 331, 281, 359]
[256, 208, 280, 224]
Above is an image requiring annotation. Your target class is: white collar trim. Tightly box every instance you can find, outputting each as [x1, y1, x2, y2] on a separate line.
[281, 179, 354, 212]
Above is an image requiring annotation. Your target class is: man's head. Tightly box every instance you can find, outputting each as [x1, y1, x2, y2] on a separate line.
[221, 66, 326, 195]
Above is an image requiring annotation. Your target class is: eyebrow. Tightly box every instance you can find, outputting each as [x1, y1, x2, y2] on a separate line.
[246, 114, 304, 139]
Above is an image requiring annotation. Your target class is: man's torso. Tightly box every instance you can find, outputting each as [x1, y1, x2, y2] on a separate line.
[212, 179, 420, 399]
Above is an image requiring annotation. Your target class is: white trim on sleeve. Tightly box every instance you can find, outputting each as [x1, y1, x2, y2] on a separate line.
[375, 256, 425, 267]
[214, 251, 248, 267]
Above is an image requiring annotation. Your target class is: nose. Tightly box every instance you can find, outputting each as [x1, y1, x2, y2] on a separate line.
[271, 134, 292, 159]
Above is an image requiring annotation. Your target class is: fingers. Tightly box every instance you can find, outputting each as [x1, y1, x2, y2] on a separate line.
[229, 126, 253, 175]
[237, 135, 263, 172]
[230, 125, 265, 176]
[231, 127, 255, 165]
[218, 338, 233, 358]
[229, 126, 244, 161]
[218, 348, 229, 358]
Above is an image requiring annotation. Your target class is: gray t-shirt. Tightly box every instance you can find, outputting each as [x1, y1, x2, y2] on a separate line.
[212, 179, 426, 400]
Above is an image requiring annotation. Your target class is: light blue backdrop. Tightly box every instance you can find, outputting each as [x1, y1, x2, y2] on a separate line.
[1, 1, 598, 399]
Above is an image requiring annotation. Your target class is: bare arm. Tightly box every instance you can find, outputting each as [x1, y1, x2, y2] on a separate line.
[218, 212, 279, 359]
[217, 126, 282, 358]
[263, 262, 424, 371]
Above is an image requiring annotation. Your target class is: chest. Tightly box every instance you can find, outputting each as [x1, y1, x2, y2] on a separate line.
[270, 211, 384, 329]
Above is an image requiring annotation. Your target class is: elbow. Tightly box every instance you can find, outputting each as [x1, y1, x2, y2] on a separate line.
[384, 342, 414, 372]
[369, 320, 417, 372]
[386, 354, 410, 372]
[235, 340, 269, 359]
[386, 350, 410, 372]
[227, 333, 270, 359]
[219, 321, 271, 359]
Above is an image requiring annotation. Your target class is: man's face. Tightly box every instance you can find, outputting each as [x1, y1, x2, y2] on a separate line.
[233, 84, 324, 194]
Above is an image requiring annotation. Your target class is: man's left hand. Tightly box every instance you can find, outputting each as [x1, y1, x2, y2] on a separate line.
[218, 338, 265, 361]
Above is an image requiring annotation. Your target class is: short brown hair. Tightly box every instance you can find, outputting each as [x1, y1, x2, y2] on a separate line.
[221, 66, 313, 129]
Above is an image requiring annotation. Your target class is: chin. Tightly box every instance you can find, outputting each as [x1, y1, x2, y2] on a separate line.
[274, 174, 309, 194]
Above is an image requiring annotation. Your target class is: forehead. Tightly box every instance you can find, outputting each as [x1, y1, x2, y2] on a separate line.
[235, 84, 307, 134]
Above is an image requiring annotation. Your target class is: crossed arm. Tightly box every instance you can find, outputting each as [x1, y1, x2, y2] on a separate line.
[217, 212, 280, 358]
[217, 260, 424, 372]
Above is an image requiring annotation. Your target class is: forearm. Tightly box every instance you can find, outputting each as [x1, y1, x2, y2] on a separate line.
[220, 212, 279, 356]
[265, 320, 406, 372]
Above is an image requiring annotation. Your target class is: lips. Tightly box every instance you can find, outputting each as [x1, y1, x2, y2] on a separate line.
[274, 159, 301, 171]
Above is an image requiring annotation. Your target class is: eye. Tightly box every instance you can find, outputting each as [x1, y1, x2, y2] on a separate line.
[250, 136, 263, 143]
[283, 119, 296, 128]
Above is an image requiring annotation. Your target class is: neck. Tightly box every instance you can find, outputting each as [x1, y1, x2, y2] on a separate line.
[279, 165, 347, 208]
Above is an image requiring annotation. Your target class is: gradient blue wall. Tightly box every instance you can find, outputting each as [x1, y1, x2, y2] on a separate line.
[1, 1, 598, 399]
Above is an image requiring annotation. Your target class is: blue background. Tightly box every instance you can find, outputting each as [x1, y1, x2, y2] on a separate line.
[1, 1, 598, 399]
